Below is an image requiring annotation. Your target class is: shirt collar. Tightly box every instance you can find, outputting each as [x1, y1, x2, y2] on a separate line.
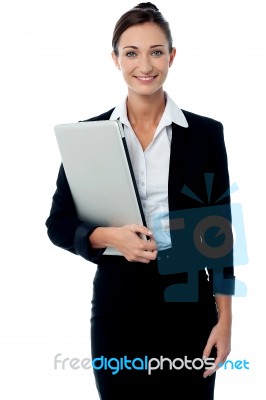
[110, 92, 189, 129]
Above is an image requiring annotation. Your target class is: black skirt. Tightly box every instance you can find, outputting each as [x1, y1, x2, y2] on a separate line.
[90, 256, 218, 400]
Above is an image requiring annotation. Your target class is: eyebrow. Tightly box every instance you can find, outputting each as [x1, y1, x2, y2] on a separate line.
[122, 45, 165, 49]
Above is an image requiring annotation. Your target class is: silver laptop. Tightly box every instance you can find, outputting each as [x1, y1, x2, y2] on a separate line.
[54, 120, 146, 256]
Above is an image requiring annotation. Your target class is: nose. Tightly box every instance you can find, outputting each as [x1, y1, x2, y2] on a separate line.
[138, 55, 153, 74]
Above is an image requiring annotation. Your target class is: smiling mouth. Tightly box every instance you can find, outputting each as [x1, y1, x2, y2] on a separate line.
[135, 76, 157, 82]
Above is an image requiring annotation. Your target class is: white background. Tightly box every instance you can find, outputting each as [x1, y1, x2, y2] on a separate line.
[0, 0, 265, 398]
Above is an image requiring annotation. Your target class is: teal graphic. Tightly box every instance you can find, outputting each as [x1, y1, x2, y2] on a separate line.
[156, 174, 248, 302]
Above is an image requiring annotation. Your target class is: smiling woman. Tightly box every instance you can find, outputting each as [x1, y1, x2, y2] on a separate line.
[112, 22, 176, 101]
[112, 13, 176, 150]
[46, 2, 235, 399]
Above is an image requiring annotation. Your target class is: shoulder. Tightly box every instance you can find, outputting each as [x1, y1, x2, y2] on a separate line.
[79, 108, 115, 122]
[181, 109, 223, 132]
[181, 110, 227, 154]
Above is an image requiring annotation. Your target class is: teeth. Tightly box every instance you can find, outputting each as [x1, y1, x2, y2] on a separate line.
[137, 76, 155, 81]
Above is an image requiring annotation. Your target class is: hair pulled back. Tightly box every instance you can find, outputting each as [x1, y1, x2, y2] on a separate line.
[112, 2, 173, 56]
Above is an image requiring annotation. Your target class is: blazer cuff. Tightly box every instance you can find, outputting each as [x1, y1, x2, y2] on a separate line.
[213, 271, 236, 295]
[74, 223, 106, 263]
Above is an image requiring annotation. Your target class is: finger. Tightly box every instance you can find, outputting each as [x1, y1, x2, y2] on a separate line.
[144, 240, 157, 252]
[130, 225, 153, 237]
[203, 354, 226, 378]
[137, 249, 158, 263]
[213, 353, 228, 370]
[137, 248, 158, 260]
[202, 343, 213, 360]
[202, 341, 216, 378]
[146, 250, 158, 260]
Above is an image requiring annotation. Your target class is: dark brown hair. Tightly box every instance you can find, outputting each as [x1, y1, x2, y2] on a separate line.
[112, 2, 173, 56]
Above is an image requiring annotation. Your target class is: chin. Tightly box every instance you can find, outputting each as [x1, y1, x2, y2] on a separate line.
[129, 85, 164, 97]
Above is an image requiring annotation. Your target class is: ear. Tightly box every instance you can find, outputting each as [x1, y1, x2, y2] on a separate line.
[169, 47, 176, 67]
[111, 51, 121, 70]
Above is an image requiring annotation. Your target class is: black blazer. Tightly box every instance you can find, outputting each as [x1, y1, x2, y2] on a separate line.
[46, 108, 235, 295]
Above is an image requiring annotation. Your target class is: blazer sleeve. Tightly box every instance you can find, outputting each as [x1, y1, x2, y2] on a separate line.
[45, 164, 106, 263]
[206, 121, 235, 295]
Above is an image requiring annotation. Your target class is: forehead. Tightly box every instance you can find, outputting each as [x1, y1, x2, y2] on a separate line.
[118, 22, 168, 48]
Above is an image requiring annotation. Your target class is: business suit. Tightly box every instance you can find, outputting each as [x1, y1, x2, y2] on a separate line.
[46, 107, 235, 399]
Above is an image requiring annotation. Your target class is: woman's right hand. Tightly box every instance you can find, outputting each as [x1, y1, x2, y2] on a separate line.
[89, 225, 158, 263]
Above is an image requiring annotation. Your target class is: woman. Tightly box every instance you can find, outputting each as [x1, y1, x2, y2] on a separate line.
[46, 3, 235, 399]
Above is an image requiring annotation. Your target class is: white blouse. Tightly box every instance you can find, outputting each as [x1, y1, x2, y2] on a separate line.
[110, 92, 189, 251]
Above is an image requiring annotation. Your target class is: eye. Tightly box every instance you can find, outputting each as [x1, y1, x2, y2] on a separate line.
[126, 51, 137, 57]
[152, 50, 163, 56]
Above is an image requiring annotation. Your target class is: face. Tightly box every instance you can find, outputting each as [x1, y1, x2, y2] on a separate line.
[112, 22, 176, 97]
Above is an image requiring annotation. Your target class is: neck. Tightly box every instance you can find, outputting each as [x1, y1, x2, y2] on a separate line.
[126, 89, 166, 127]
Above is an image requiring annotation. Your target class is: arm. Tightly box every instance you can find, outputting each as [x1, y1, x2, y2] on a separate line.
[202, 121, 235, 377]
[89, 225, 158, 263]
[45, 164, 106, 263]
[202, 294, 232, 378]
[206, 121, 235, 293]
[46, 164, 158, 263]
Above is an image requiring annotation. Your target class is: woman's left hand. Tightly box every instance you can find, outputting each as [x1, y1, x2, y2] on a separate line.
[202, 320, 231, 378]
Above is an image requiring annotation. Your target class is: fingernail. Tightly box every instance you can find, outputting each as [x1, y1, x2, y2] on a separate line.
[147, 230, 152, 235]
